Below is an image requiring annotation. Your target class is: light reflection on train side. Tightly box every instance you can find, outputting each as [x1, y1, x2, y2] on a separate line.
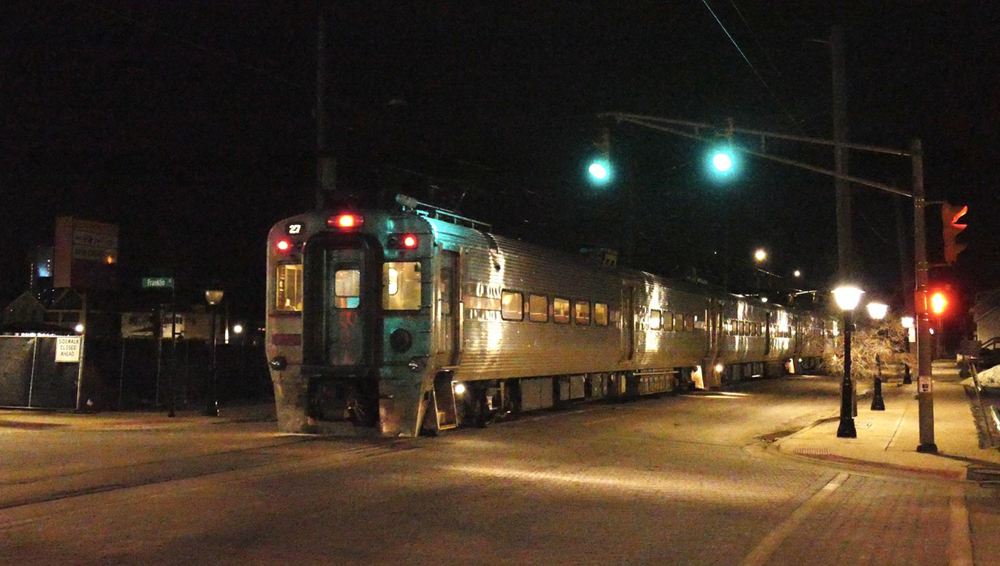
[443, 464, 788, 504]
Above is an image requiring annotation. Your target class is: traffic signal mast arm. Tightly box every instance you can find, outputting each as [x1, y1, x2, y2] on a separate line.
[597, 112, 914, 197]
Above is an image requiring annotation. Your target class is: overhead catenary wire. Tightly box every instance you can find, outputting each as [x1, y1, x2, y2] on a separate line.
[699, 0, 800, 128]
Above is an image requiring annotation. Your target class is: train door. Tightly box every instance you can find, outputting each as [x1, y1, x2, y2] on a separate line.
[621, 286, 635, 362]
[437, 250, 461, 366]
[302, 234, 378, 369]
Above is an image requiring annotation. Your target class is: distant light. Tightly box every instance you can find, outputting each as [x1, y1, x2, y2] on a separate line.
[714, 364, 724, 374]
[233, 324, 244, 334]
[74, 323, 84, 333]
[761, 297, 768, 303]
[453, 382, 466, 395]
[754, 249, 767, 262]
[793, 270, 801, 278]
[901, 316, 914, 329]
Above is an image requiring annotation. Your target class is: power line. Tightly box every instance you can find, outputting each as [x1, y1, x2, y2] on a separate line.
[700, 0, 801, 128]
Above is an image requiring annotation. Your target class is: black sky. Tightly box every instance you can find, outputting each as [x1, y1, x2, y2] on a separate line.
[3, 1, 999, 321]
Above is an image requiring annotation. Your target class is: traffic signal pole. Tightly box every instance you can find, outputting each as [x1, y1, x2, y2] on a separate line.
[911, 139, 937, 453]
[597, 112, 936, 451]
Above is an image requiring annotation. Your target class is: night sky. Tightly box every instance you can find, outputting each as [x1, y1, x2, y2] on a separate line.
[3, 1, 999, 326]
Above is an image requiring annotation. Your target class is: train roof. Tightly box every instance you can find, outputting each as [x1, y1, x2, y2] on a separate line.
[394, 195, 831, 318]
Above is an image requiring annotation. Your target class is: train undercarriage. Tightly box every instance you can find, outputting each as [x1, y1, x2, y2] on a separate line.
[295, 357, 818, 436]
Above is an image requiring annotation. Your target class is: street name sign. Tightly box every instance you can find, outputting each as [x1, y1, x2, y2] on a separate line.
[142, 277, 175, 289]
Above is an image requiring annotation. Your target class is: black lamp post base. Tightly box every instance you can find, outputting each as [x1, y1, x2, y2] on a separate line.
[204, 401, 218, 417]
[837, 418, 857, 438]
[871, 378, 885, 411]
[916, 443, 938, 454]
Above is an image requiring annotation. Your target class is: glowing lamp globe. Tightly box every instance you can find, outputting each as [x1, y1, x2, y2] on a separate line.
[832, 286, 864, 312]
[866, 302, 888, 321]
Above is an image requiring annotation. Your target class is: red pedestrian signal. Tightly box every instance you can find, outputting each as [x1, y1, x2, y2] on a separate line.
[941, 203, 968, 264]
[930, 291, 948, 315]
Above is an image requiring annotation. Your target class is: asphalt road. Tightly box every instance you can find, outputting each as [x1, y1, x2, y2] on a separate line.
[0, 375, 993, 565]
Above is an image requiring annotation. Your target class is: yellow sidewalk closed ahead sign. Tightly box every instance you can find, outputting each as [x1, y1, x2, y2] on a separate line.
[56, 336, 82, 363]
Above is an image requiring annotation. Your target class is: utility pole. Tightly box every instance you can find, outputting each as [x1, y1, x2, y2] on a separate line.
[315, 12, 336, 210]
[831, 25, 852, 282]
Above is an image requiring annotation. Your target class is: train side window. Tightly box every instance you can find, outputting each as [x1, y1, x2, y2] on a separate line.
[501, 291, 523, 321]
[275, 263, 303, 312]
[684, 314, 694, 332]
[663, 311, 674, 331]
[382, 262, 421, 310]
[553, 297, 570, 324]
[334, 269, 361, 309]
[574, 301, 591, 325]
[594, 302, 609, 326]
[674, 313, 685, 332]
[529, 294, 548, 322]
[649, 309, 662, 330]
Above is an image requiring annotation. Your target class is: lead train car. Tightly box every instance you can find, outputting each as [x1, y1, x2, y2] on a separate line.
[265, 196, 833, 437]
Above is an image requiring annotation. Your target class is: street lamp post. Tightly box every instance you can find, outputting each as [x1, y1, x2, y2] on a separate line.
[833, 285, 864, 438]
[867, 302, 888, 411]
[900, 316, 914, 384]
[233, 323, 245, 396]
[204, 289, 224, 417]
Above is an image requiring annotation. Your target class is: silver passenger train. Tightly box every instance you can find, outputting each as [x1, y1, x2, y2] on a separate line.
[265, 195, 835, 437]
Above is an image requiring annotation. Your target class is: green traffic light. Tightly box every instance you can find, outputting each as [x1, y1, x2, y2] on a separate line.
[587, 159, 612, 185]
[589, 162, 609, 180]
[712, 152, 733, 172]
[706, 145, 738, 181]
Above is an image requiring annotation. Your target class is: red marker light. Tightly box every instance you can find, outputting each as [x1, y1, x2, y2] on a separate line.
[402, 234, 418, 249]
[276, 239, 291, 252]
[329, 214, 363, 229]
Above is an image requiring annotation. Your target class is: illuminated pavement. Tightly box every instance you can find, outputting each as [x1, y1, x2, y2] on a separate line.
[1, 370, 998, 565]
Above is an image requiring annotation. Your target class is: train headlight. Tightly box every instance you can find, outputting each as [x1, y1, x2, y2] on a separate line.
[714, 364, 725, 374]
[453, 382, 466, 396]
[390, 328, 413, 353]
